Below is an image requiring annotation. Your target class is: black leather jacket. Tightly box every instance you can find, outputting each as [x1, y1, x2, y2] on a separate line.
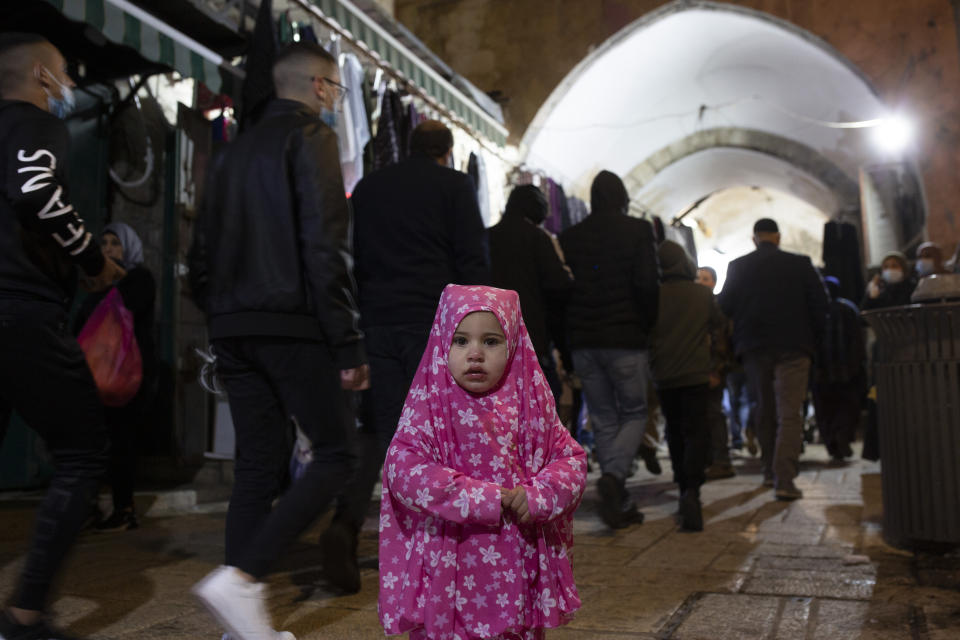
[189, 99, 365, 368]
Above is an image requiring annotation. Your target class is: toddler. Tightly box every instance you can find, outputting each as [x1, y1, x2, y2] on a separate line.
[378, 285, 587, 640]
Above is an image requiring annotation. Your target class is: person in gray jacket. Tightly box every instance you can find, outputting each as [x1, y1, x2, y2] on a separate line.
[650, 241, 727, 531]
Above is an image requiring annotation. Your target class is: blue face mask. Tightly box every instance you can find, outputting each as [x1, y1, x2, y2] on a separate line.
[321, 108, 338, 129]
[42, 66, 76, 119]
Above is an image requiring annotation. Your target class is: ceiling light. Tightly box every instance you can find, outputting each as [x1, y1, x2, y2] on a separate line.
[874, 115, 912, 153]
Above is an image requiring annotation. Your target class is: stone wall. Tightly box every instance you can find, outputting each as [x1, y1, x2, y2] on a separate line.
[396, 0, 960, 256]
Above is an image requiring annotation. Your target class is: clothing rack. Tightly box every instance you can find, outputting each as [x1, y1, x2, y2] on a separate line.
[288, 0, 511, 162]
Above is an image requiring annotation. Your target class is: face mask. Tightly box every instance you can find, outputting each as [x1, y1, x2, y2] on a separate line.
[320, 108, 338, 129]
[41, 66, 76, 119]
[881, 268, 904, 284]
[917, 258, 936, 277]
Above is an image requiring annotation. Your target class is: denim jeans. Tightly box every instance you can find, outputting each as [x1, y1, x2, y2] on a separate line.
[724, 370, 752, 448]
[572, 348, 649, 481]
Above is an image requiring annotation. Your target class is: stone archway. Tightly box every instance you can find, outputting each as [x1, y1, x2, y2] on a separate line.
[621, 127, 861, 216]
[517, 1, 925, 263]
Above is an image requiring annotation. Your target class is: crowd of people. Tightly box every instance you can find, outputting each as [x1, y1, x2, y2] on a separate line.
[0, 34, 956, 640]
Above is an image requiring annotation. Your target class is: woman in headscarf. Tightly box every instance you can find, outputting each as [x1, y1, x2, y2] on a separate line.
[75, 222, 156, 531]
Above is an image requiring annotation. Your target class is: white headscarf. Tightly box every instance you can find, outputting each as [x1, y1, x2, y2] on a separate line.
[103, 222, 144, 270]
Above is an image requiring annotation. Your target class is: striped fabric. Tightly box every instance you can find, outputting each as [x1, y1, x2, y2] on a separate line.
[43, 0, 223, 93]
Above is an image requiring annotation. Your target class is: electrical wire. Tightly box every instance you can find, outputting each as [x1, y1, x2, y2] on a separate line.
[528, 94, 889, 134]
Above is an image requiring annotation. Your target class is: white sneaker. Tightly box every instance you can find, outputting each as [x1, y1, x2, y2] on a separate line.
[193, 566, 296, 640]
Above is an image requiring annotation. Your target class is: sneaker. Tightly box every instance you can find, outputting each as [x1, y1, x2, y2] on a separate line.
[320, 519, 361, 594]
[637, 445, 662, 475]
[704, 463, 736, 481]
[775, 483, 803, 501]
[678, 490, 703, 532]
[0, 613, 83, 639]
[95, 508, 138, 532]
[193, 566, 296, 640]
[597, 474, 624, 529]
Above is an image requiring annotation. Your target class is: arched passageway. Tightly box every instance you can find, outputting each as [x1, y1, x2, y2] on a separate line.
[521, 1, 924, 268]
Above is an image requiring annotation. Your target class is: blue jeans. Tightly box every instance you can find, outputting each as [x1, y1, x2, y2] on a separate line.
[573, 348, 649, 481]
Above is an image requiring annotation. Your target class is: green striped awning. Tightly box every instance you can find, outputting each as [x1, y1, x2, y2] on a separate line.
[306, 0, 508, 146]
[43, 0, 226, 93]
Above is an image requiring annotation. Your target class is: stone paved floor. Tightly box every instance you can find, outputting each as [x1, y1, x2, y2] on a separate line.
[1, 443, 959, 639]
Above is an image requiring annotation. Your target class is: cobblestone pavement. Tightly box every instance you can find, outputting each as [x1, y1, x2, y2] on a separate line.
[1, 444, 958, 639]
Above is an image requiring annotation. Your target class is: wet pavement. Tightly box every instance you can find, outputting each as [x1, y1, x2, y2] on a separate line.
[1, 443, 958, 639]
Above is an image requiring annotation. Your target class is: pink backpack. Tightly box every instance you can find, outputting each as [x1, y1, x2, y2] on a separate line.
[77, 288, 143, 407]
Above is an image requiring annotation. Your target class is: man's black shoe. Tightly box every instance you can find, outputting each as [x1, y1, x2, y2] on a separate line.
[597, 473, 624, 529]
[638, 445, 662, 475]
[0, 613, 83, 640]
[320, 519, 361, 594]
[679, 490, 703, 532]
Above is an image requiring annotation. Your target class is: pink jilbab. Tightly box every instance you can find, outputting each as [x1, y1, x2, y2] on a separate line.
[378, 285, 587, 640]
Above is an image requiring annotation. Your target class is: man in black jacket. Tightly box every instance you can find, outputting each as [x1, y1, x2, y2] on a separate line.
[490, 184, 573, 401]
[560, 170, 660, 529]
[718, 219, 828, 501]
[328, 119, 489, 591]
[0, 33, 124, 640]
[188, 43, 368, 640]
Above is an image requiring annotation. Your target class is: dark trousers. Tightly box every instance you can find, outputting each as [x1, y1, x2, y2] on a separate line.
[707, 385, 731, 466]
[0, 300, 108, 611]
[336, 324, 429, 530]
[214, 336, 356, 579]
[743, 349, 811, 488]
[103, 405, 138, 511]
[813, 379, 863, 457]
[659, 384, 710, 494]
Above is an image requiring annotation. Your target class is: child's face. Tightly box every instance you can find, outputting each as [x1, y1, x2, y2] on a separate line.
[448, 311, 509, 395]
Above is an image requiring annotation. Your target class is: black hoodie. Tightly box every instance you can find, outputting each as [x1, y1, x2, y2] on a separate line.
[0, 100, 105, 306]
[559, 171, 660, 351]
[489, 185, 573, 358]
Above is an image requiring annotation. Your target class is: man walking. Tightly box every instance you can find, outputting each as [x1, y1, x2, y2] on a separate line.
[188, 43, 368, 640]
[326, 119, 489, 591]
[560, 170, 660, 528]
[0, 33, 124, 640]
[718, 219, 827, 501]
[695, 266, 736, 480]
[490, 184, 573, 401]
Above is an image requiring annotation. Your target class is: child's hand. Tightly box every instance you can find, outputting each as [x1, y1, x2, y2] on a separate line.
[500, 486, 531, 524]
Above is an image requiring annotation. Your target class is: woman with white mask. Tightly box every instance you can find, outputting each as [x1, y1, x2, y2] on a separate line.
[862, 251, 916, 311]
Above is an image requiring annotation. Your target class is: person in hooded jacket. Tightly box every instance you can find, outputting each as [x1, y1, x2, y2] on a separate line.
[812, 276, 865, 463]
[559, 170, 660, 529]
[490, 184, 573, 402]
[74, 223, 156, 531]
[650, 241, 727, 531]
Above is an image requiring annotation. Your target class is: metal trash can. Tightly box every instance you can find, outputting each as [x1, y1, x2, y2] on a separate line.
[863, 302, 960, 549]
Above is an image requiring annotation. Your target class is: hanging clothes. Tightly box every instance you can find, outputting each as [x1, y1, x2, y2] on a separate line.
[822, 221, 865, 303]
[566, 197, 589, 227]
[543, 179, 564, 236]
[467, 152, 491, 226]
[336, 53, 370, 195]
[372, 89, 404, 169]
[298, 24, 319, 44]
